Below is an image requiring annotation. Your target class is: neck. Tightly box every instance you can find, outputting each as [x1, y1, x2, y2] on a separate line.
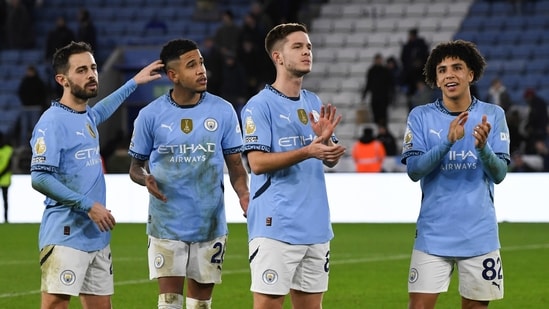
[442, 93, 472, 113]
[272, 75, 303, 98]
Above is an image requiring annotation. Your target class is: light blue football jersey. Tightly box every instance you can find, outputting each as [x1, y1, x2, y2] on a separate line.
[129, 92, 243, 242]
[241, 85, 334, 245]
[30, 80, 138, 251]
[401, 98, 511, 257]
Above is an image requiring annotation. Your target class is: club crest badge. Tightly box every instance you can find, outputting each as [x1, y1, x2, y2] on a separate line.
[60, 270, 76, 285]
[204, 118, 218, 132]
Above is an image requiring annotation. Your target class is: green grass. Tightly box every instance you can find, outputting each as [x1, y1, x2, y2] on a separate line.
[1, 223, 548, 308]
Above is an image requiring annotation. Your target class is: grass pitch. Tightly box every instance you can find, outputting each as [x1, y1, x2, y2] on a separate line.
[1, 223, 548, 308]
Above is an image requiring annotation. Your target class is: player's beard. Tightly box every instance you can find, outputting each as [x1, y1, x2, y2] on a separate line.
[69, 79, 98, 100]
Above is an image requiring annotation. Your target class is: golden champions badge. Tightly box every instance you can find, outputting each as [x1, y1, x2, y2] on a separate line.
[34, 137, 47, 155]
[245, 116, 256, 135]
[86, 123, 96, 138]
[404, 127, 413, 144]
[297, 109, 308, 125]
[181, 119, 193, 134]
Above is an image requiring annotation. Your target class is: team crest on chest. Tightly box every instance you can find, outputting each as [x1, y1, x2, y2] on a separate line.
[204, 118, 218, 132]
[297, 109, 308, 125]
[181, 119, 193, 134]
[86, 123, 96, 138]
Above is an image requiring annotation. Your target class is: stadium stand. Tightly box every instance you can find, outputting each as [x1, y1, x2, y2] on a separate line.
[1, 0, 548, 173]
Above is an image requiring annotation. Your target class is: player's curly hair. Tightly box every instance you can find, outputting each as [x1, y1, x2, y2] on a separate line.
[423, 40, 486, 88]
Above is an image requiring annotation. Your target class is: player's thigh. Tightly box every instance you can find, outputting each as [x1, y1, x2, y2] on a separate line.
[80, 245, 113, 296]
[148, 236, 190, 279]
[187, 235, 227, 284]
[457, 250, 504, 301]
[80, 294, 112, 309]
[40, 245, 91, 296]
[408, 249, 454, 294]
[249, 237, 306, 296]
[291, 242, 330, 293]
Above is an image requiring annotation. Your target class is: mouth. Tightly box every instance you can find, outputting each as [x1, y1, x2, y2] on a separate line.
[445, 82, 458, 89]
[86, 81, 98, 89]
[197, 77, 207, 85]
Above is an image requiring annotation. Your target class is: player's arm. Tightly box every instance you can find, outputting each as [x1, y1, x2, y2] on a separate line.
[224, 153, 250, 217]
[31, 171, 115, 231]
[92, 60, 164, 123]
[405, 141, 453, 182]
[247, 138, 345, 174]
[129, 157, 167, 202]
[474, 115, 508, 184]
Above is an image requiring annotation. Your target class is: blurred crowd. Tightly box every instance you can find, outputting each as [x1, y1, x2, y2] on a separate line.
[1, 0, 549, 172]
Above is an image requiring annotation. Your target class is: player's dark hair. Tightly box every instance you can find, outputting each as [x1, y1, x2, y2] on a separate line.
[160, 39, 199, 73]
[423, 40, 486, 88]
[265, 23, 308, 57]
[52, 41, 93, 74]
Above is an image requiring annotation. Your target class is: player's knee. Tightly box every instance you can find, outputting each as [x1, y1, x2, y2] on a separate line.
[185, 297, 211, 309]
[158, 293, 183, 309]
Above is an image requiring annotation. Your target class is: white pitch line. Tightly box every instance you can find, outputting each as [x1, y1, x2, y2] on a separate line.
[1, 243, 548, 299]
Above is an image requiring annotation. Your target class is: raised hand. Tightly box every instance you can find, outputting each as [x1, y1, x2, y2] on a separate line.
[133, 60, 164, 85]
[473, 114, 491, 149]
[309, 104, 342, 142]
[448, 111, 468, 143]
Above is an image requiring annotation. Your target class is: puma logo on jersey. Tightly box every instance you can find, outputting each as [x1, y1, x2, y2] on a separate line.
[429, 129, 443, 139]
[279, 113, 291, 122]
[161, 123, 174, 132]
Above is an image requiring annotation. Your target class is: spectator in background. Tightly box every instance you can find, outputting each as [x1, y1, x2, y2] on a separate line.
[506, 108, 525, 154]
[486, 77, 512, 112]
[361, 53, 394, 125]
[509, 151, 537, 172]
[0, 132, 13, 223]
[45, 16, 76, 62]
[376, 121, 398, 156]
[17, 65, 48, 147]
[45, 16, 76, 97]
[400, 28, 429, 103]
[5, 0, 35, 49]
[76, 8, 97, 52]
[237, 35, 274, 99]
[220, 52, 248, 123]
[265, 0, 304, 24]
[352, 127, 386, 172]
[213, 10, 240, 57]
[386, 56, 402, 104]
[524, 88, 548, 154]
[248, 1, 273, 38]
[409, 80, 435, 111]
[201, 36, 224, 96]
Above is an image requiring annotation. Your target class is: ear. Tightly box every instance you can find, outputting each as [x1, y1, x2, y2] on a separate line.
[166, 69, 178, 83]
[55, 74, 67, 87]
[272, 51, 282, 65]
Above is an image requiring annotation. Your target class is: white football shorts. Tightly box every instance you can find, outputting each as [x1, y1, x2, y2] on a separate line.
[148, 235, 227, 284]
[408, 249, 504, 301]
[39, 244, 113, 296]
[249, 237, 330, 295]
